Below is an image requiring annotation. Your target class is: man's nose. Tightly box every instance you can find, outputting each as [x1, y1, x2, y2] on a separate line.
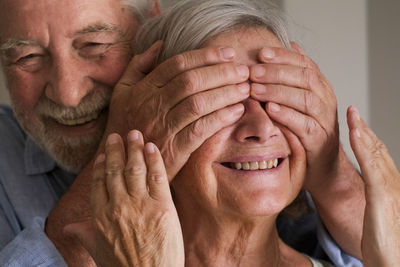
[233, 98, 281, 143]
[45, 53, 93, 107]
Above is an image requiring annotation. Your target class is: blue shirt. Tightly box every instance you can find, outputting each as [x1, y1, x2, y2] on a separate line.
[0, 104, 362, 266]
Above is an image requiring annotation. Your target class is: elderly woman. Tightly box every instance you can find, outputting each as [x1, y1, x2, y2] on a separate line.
[68, 0, 400, 266]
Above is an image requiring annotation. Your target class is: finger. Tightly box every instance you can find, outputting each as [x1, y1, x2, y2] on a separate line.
[145, 46, 237, 88]
[166, 83, 250, 133]
[162, 63, 249, 108]
[118, 40, 163, 86]
[251, 83, 334, 127]
[290, 41, 306, 55]
[278, 125, 306, 181]
[91, 153, 108, 215]
[64, 220, 97, 257]
[125, 130, 148, 197]
[249, 63, 332, 100]
[144, 142, 171, 201]
[265, 102, 328, 146]
[167, 103, 245, 178]
[347, 106, 398, 187]
[257, 45, 320, 71]
[105, 133, 128, 201]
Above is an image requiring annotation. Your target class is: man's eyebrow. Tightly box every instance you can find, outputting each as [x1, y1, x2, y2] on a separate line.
[0, 39, 39, 52]
[75, 23, 120, 35]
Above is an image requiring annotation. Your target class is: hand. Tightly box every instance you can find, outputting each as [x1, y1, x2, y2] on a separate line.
[249, 42, 339, 190]
[65, 130, 184, 267]
[45, 163, 96, 266]
[347, 106, 400, 267]
[105, 42, 249, 180]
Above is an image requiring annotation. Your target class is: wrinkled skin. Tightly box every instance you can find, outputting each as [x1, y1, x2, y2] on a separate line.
[347, 106, 400, 266]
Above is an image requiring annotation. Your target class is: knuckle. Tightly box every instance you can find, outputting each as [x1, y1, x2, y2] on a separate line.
[180, 71, 200, 93]
[187, 96, 205, 117]
[170, 53, 187, 71]
[124, 164, 146, 178]
[304, 119, 319, 136]
[106, 162, 124, 176]
[190, 119, 206, 140]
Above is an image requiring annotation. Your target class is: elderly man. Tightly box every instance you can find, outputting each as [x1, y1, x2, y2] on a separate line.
[0, 0, 364, 266]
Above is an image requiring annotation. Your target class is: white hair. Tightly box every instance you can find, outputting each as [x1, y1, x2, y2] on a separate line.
[123, 0, 154, 23]
[134, 0, 290, 63]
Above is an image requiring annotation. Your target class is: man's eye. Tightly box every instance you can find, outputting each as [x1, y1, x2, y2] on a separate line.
[15, 54, 45, 72]
[80, 42, 111, 58]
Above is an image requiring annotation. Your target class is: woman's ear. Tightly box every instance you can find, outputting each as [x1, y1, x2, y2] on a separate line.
[149, 0, 162, 17]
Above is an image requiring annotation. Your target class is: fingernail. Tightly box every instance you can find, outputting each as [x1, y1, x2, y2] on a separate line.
[251, 83, 266, 94]
[237, 83, 250, 94]
[262, 47, 275, 59]
[232, 104, 245, 116]
[355, 129, 361, 138]
[128, 130, 139, 142]
[252, 65, 265, 78]
[95, 153, 105, 164]
[236, 65, 249, 78]
[268, 102, 280, 112]
[106, 134, 120, 145]
[145, 143, 155, 154]
[220, 47, 235, 60]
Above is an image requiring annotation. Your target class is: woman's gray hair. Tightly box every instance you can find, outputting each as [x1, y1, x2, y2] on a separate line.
[134, 0, 290, 64]
[123, 0, 154, 23]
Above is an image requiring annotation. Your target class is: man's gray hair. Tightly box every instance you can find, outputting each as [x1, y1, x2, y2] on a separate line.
[134, 0, 290, 64]
[123, 0, 154, 23]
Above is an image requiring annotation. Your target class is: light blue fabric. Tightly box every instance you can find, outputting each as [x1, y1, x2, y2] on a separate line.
[0, 104, 363, 266]
[0, 105, 74, 266]
[317, 219, 363, 267]
[306, 192, 363, 267]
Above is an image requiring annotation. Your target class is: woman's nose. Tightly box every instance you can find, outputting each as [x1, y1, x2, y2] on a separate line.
[233, 98, 281, 143]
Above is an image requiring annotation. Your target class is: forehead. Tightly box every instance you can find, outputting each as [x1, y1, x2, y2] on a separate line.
[0, 0, 131, 43]
[204, 27, 283, 66]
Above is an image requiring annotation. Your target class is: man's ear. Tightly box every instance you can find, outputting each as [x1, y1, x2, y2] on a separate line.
[149, 0, 161, 17]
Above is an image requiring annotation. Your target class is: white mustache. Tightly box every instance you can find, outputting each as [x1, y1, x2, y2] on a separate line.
[35, 88, 112, 121]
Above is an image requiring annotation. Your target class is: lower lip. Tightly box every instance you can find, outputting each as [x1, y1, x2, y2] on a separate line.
[45, 109, 108, 137]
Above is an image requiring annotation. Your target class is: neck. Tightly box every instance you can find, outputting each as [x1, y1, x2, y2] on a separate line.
[175, 198, 283, 267]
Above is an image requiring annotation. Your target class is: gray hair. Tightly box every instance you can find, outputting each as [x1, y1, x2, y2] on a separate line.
[134, 0, 290, 64]
[122, 0, 154, 23]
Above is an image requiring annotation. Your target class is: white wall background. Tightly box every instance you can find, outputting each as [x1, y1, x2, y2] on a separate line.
[283, 0, 369, 165]
[1, 0, 399, 165]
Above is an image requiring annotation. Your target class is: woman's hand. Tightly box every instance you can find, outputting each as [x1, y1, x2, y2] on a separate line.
[65, 130, 184, 267]
[347, 106, 400, 267]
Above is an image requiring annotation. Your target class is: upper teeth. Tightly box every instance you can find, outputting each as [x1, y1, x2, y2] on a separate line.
[54, 111, 100, 126]
[231, 159, 279, 170]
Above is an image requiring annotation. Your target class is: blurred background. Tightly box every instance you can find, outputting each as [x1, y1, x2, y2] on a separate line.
[1, 0, 399, 166]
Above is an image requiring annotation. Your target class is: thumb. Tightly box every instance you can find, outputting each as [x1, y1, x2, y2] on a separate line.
[64, 220, 97, 255]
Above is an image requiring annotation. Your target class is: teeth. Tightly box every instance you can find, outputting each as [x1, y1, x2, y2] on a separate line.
[234, 162, 242, 170]
[242, 162, 250, 170]
[229, 159, 280, 171]
[54, 111, 101, 126]
[250, 161, 259, 170]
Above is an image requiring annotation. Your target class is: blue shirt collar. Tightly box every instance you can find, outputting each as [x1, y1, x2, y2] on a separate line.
[24, 137, 56, 175]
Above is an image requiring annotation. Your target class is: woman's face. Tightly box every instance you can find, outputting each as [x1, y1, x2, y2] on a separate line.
[172, 27, 305, 218]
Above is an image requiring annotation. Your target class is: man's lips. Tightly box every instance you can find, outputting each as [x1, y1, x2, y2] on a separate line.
[50, 108, 107, 126]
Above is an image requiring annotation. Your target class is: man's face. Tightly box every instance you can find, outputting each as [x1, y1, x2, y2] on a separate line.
[0, 0, 139, 173]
